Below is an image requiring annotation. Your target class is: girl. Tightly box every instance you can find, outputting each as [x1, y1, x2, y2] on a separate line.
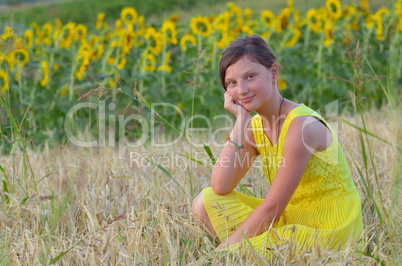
[191, 35, 363, 258]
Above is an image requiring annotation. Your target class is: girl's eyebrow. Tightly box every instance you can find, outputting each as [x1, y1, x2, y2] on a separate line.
[243, 69, 257, 75]
[225, 68, 258, 82]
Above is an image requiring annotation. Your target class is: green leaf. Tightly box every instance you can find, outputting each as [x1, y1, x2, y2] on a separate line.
[203, 143, 216, 166]
[0, 164, 5, 176]
[20, 196, 29, 206]
[146, 158, 186, 194]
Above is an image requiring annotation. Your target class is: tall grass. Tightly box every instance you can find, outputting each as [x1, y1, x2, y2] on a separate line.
[0, 101, 399, 264]
[330, 40, 401, 265]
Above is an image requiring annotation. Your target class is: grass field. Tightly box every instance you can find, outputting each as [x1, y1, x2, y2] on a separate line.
[0, 0, 401, 264]
[0, 103, 400, 264]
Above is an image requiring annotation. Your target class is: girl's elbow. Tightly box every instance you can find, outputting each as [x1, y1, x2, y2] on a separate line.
[211, 182, 232, 195]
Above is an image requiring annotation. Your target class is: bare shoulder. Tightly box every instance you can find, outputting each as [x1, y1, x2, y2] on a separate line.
[286, 116, 333, 153]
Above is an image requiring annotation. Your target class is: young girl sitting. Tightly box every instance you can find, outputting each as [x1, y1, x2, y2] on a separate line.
[191, 34, 363, 258]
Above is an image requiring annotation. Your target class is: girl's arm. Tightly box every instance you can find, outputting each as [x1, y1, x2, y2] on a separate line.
[211, 92, 259, 195]
[216, 115, 332, 250]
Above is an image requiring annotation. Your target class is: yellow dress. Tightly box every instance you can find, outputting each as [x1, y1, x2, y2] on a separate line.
[202, 104, 363, 258]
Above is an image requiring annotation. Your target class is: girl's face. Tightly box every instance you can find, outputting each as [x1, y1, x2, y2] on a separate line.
[224, 56, 278, 112]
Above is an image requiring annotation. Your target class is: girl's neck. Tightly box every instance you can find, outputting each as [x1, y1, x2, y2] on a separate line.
[257, 93, 286, 129]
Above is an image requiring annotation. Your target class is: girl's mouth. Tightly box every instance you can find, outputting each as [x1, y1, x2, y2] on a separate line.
[241, 95, 255, 103]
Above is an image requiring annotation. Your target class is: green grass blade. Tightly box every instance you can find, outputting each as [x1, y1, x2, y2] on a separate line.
[237, 183, 256, 198]
[358, 131, 368, 171]
[0, 96, 20, 138]
[203, 143, 216, 166]
[239, 230, 269, 265]
[1, 180, 9, 204]
[337, 118, 397, 149]
[146, 158, 186, 194]
[179, 153, 204, 166]
[49, 241, 82, 265]
[345, 147, 384, 226]
[355, 251, 385, 266]
[20, 196, 29, 206]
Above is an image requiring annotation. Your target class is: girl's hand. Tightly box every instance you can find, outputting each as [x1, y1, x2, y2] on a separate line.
[224, 92, 251, 119]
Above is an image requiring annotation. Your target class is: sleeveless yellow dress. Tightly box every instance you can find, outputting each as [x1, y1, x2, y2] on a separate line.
[202, 104, 363, 258]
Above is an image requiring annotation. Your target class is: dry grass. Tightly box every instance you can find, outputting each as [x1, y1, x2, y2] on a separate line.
[0, 104, 400, 265]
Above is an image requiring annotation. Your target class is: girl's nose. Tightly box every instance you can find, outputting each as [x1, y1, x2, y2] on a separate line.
[238, 80, 248, 94]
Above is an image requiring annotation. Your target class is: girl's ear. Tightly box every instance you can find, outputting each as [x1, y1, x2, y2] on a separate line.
[270, 62, 279, 81]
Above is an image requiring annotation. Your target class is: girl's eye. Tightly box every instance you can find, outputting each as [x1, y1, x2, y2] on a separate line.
[227, 81, 236, 87]
[247, 74, 255, 80]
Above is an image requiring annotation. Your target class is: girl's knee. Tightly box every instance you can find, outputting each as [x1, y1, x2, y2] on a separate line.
[191, 191, 206, 218]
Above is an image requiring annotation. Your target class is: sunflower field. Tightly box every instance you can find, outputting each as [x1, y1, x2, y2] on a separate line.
[0, 0, 401, 146]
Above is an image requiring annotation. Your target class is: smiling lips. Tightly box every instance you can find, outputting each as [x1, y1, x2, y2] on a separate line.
[240, 95, 255, 103]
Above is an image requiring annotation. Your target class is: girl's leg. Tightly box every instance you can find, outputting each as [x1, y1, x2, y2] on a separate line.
[191, 191, 220, 243]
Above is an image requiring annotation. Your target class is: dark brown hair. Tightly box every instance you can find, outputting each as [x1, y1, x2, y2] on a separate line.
[219, 34, 279, 90]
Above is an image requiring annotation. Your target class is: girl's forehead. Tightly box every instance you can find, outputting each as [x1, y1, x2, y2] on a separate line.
[226, 57, 266, 75]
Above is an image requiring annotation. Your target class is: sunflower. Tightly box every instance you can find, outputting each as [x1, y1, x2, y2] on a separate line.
[107, 78, 115, 88]
[53, 19, 63, 40]
[190, 16, 212, 37]
[157, 52, 172, 73]
[161, 20, 178, 45]
[326, 0, 342, 20]
[260, 10, 275, 28]
[324, 19, 334, 47]
[215, 24, 232, 49]
[397, 2, 402, 31]
[1, 27, 19, 62]
[60, 22, 76, 49]
[13, 49, 29, 67]
[75, 24, 87, 42]
[276, 8, 290, 34]
[136, 15, 146, 37]
[365, 13, 374, 29]
[287, 0, 294, 11]
[277, 77, 286, 90]
[40, 60, 49, 86]
[96, 13, 106, 30]
[284, 27, 301, 47]
[23, 29, 34, 49]
[0, 69, 8, 94]
[360, 0, 369, 13]
[144, 53, 156, 72]
[373, 8, 390, 41]
[180, 33, 197, 52]
[241, 25, 254, 35]
[108, 57, 116, 65]
[306, 9, 323, 33]
[42, 23, 53, 45]
[121, 30, 135, 55]
[145, 27, 164, 56]
[244, 8, 252, 21]
[91, 44, 104, 61]
[121, 7, 138, 25]
[116, 57, 127, 70]
[342, 6, 355, 19]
